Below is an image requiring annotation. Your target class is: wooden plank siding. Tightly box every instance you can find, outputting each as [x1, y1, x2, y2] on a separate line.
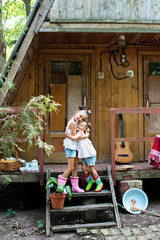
[49, 0, 160, 23]
[7, 39, 160, 164]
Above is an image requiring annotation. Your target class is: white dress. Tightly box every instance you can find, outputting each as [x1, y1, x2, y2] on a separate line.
[63, 119, 77, 150]
[77, 131, 96, 158]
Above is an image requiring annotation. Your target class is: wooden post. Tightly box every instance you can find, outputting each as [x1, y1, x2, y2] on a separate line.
[39, 114, 44, 186]
[107, 166, 121, 228]
[110, 109, 116, 185]
[46, 169, 51, 236]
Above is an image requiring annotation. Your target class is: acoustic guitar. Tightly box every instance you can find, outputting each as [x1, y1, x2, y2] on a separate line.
[115, 114, 133, 163]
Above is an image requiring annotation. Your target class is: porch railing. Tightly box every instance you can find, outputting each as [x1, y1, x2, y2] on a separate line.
[0, 107, 44, 186]
[110, 107, 160, 185]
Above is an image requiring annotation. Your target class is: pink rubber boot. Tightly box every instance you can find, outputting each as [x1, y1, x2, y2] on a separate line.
[70, 176, 84, 193]
[58, 175, 67, 194]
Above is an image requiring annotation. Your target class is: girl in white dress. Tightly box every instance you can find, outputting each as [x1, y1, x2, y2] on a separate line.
[66, 121, 104, 192]
[58, 110, 88, 193]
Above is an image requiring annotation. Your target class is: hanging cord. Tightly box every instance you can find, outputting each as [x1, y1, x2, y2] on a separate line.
[112, 48, 130, 68]
[109, 51, 130, 80]
[99, 43, 131, 80]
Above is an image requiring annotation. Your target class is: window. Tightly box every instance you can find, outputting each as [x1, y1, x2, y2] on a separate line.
[51, 61, 65, 74]
[149, 62, 160, 75]
[68, 61, 82, 75]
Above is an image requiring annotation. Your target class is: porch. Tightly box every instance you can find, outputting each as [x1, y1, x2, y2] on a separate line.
[0, 106, 160, 185]
[0, 162, 159, 185]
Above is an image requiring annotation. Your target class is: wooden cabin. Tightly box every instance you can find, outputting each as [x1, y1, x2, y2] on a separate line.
[1, 0, 160, 185]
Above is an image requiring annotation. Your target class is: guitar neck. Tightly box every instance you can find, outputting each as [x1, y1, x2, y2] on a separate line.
[120, 120, 124, 139]
[119, 114, 124, 139]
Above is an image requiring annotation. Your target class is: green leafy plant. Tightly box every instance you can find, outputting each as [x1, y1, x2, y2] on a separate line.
[117, 203, 125, 209]
[3, 176, 12, 185]
[46, 177, 72, 201]
[6, 208, 16, 217]
[0, 95, 60, 158]
[2, 0, 35, 54]
[37, 219, 45, 234]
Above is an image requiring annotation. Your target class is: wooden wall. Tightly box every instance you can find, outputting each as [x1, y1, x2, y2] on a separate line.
[11, 42, 160, 163]
[95, 47, 140, 162]
[49, 0, 160, 23]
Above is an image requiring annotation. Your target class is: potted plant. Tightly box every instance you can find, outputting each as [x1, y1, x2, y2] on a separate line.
[46, 177, 72, 209]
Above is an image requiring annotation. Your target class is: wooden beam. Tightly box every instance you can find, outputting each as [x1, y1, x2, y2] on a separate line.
[51, 222, 117, 232]
[115, 170, 160, 180]
[110, 107, 160, 114]
[50, 203, 114, 213]
[0, 173, 40, 183]
[107, 166, 121, 228]
[115, 137, 155, 142]
[0, 0, 52, 106]
[35, 0, 55, 33]
[40, 22, 160, 33]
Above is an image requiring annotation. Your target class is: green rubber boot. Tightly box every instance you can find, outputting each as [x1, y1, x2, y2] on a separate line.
[85, 178, 95, 191]
[95, 182, 103, 192]
[83, 172, 95, 191]
[93, 175, 104, 192]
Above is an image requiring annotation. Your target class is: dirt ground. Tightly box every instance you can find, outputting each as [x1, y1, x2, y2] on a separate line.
[0, 199, 159, 240]
[0, 179, 159, 240]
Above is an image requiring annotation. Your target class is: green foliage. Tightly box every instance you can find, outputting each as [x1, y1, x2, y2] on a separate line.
[46, 177, 72, 201]
[65, 185, 72, 201]
[6, 208, 16, 217]
[36, 219, 45, 234]
[117, 203, 125, 209]
[3, 176, 12, 185]
[2, 0, 34, 52]
[0, 95, 60, 157]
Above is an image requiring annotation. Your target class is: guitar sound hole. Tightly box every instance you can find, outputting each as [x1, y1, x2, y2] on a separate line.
[121, 142, 125, 148]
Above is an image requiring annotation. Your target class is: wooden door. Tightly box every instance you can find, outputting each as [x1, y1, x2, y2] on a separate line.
[44, 54, 89, 163]
[144, 56, 160, 159]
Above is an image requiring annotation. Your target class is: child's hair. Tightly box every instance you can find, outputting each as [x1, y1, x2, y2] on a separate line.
[79, 105, 91, 115]
[86, 122, 92, 132]
[79, 105, 86, 110]
[79, 110, 88, 118]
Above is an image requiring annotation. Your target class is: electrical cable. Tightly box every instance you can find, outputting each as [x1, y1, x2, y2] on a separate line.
[113, 50, 130, 68]
[109, 52, 130, 80]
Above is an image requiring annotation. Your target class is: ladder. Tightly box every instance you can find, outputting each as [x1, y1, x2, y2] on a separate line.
[46, 165, 121, 236]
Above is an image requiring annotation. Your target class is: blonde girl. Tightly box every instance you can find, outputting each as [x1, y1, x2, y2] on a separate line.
[58, 110, 88, 193]
[66, 121, 104, 192]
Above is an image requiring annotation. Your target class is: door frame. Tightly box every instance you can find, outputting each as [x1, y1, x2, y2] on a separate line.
[138, 50, 160, 160]
[43, 51, 91, 163]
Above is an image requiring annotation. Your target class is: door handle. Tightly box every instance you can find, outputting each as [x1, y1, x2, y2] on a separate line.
[83, 96, 87, 107]
[146, 99, 150, 117]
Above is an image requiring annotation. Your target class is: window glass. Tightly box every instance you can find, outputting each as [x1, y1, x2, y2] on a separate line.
[68, 62, 82, 75]
[149, 62, 160, 75]
[51, 61, 65, 74]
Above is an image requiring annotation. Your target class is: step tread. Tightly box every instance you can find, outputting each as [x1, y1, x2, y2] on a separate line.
[51, 221, 117, 232]
[78, 175, 108, 180]
[50, 203, 114, 213]
[72, 189, 111, 197]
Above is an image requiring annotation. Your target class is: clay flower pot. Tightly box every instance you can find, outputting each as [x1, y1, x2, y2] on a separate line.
[49, 193, 66, 209]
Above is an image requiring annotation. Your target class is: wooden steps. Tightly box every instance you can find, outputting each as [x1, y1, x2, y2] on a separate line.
[71, 189, 111, 197]
[46, 166, 121, 236]
[51, 203, 114, 213]
[51, 222, 117, 232]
